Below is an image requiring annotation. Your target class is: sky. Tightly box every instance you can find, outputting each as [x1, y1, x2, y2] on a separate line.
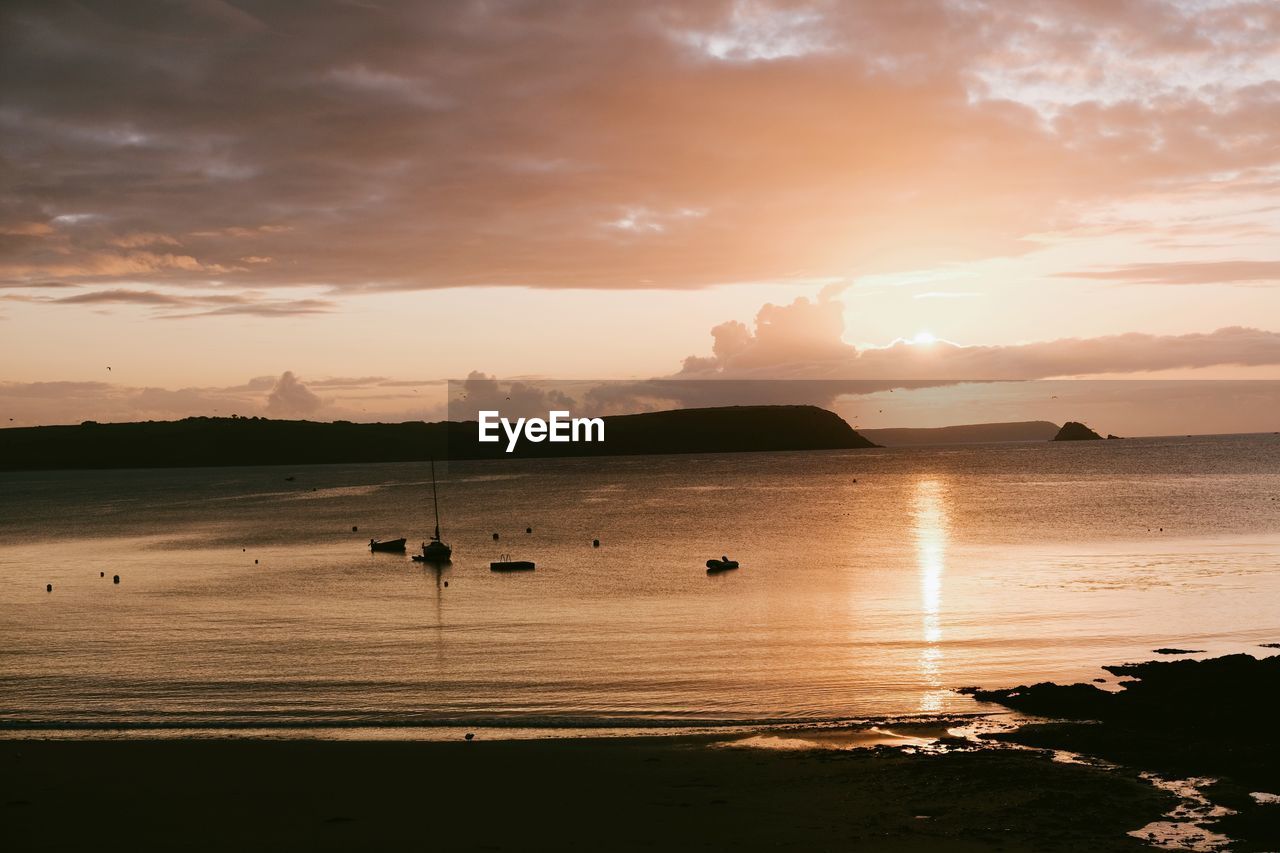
[2, 0, 1279, 431]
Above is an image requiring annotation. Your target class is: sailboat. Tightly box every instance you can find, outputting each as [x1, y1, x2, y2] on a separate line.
[412, 459, 452, 563]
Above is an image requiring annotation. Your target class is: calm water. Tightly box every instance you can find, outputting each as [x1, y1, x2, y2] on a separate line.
[2, 435, 1279, 737]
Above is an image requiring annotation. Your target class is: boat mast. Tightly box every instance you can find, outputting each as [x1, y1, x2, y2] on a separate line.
[431, 458, 441, 541]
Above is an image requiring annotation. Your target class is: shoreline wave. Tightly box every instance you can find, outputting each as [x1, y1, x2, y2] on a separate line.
[0, 711, 994, 739]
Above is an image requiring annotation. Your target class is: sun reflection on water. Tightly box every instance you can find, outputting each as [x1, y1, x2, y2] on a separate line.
[912, 479, 950, 712]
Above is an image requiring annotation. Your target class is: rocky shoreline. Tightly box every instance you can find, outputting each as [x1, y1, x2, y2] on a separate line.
[966, 652, 1280, 851]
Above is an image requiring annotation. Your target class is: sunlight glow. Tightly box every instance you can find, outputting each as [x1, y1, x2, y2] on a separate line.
[911, 331, 937, 345]
[912, 478, 950, 712]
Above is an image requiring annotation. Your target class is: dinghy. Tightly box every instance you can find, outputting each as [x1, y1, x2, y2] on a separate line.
[705, 556, 739, 572]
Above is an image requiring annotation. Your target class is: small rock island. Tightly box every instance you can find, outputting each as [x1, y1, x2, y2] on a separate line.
[1052, 421, 1103, 441]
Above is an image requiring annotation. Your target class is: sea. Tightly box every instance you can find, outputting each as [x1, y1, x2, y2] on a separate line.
[2, 434, 1278, 739]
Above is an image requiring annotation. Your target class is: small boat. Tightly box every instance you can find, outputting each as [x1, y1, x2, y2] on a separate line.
[491, 554, 535, 572]
[412, 540, 452, 562]
[706, 556, 739, 572]
[411, 459, 452, 563]
[370, 538, 407, 552]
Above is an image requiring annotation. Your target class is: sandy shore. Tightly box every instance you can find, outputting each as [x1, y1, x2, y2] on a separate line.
[3, 734, 1171, 852]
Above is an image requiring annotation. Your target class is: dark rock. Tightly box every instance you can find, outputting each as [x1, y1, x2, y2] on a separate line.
[973, 654, 1280, 794]
[1052, 421, 1103, 441]
[1152, 648, 1204, 655]
[967, 680, 1115, 719]
[978, 654, 1280, 722]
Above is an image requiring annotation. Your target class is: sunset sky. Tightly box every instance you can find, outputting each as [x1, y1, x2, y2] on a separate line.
[2, 0, 1279, 430]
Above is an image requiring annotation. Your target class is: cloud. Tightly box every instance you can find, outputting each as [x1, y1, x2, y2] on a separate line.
[162, 297, 333, 319]
[0, 372, 455, 425]
[1, 222, 55, 237]
[109, 233, 182, 249]
[2, 1, 1277, 294]
[450, 371, 576, 421]
[306, 376, 389, 389]
[53, 289, 188, 306]
[5, 287, 336, 317]
[1057, 260, 1280, 286]
[0, 379, 260, 425]
[852, 327, 1280, 379]
[265, 371, 324, 418]
[679, 293, 1280, 380]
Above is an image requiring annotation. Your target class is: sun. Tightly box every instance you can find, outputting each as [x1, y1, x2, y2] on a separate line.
[911, 331, 937, 345]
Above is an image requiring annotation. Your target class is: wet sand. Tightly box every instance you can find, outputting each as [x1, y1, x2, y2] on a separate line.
[3, 735, 1171, 852]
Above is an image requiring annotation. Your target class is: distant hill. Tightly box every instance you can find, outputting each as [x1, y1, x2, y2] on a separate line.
[858, 421, 1061, 447]
[1052, 421, 1104, 441]
[0, 405, 877, 471]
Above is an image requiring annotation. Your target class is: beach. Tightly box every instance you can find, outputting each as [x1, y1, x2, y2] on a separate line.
[4, 733, 1173, 852]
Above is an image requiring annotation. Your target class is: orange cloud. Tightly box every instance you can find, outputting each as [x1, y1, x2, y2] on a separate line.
[1, 1, 1276, 292]
[680, 294, 1280, 379]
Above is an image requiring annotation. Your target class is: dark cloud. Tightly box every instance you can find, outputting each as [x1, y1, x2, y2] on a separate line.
[53, 289, 189, 305]
[2, 1, 1277, 294]
[161, 297, 334, 318]
[7, 287, 337, 317]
